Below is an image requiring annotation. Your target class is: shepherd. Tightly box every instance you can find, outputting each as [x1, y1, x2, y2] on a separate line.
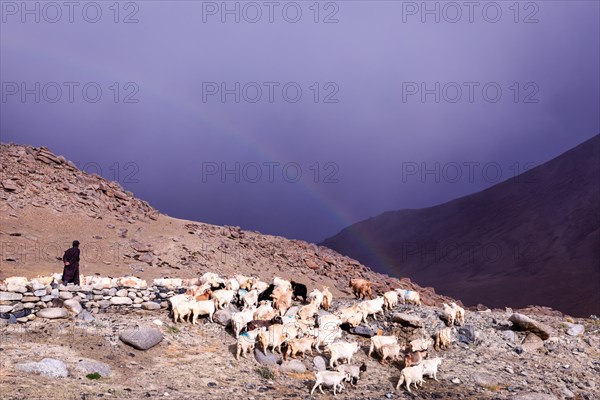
[62, 240, 81, 285]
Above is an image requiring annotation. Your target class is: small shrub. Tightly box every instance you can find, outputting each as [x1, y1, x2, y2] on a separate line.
[255, 366, 277, 380]
[168, 325, 180, 334]
[86, 372, 101, 380]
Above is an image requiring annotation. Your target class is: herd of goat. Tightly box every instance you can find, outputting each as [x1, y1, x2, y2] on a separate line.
[168, 273, 466, 395]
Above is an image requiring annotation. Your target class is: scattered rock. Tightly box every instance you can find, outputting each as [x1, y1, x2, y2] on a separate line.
[15, 358, 69, 378]
[140, 253, 154, 264]
[2, 179, 18, 191]
[254, 349, 278, 365]
[392, 313, 423, 328]
[76, 359, 112, 377]
[142, 302, 161, 310]
[457, 324, 476, 344]
[213, 309, 232, 326]
[280, 360, 306, 374]
[511, 394, 559, 400]
[349, 325, 377, 337]
[473, 373, 499, 389]
[566, 324, 584, 337]
[313, 356, 327, 371]
[521, 332, 545, 352]
[119, 327, 163, 350]
[77, 310, 96, 323]
[509, 313, 554, 340]
[501, 330, 516, 342]
[131, 241, 153, 253]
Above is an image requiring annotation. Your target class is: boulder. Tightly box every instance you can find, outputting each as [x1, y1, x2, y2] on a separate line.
[1, 179, 18, 191]
[213, 309, 232, 326]
[566, 324, 584, 337]
[501, 330, 516, 343]
[142, 301, 161, 310]
[15, 358, 69, 378]
[140, 253, 154, 264]
[313, 356, 327, 371]
[520, 332, 544, 353]
[76, 359, 112, 377]
[509, 313, 554, 340]
[280, 360, 306, 374]
[77, 310, 96, 323]
[392, 313, 423, 328]
[119, 327, 163, 350]
[254, 348, 279, 365]
[457, 325, 476, 344]
[63, 299, 83, 315]
[131, 241, 152, 252]
[349, 325, 377, 337]
[37, 308, 69, 319]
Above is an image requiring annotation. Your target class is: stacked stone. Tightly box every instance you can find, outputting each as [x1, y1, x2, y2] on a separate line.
[0, 276, 189, 323]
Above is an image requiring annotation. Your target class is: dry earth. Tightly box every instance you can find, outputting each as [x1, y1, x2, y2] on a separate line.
[1, 300, 598, 399]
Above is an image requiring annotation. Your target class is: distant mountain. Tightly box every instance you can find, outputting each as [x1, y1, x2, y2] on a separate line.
[321, 135, 600, 317]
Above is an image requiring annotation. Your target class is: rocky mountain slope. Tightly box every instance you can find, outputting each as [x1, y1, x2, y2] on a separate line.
[0, 142, 452, 305]
[321, 134, 600, 317]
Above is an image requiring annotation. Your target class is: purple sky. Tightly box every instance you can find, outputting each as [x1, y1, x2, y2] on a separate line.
[2, 1, 599, 242]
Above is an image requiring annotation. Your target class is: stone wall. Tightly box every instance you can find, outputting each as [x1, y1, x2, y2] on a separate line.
[0, 277, 184, 323]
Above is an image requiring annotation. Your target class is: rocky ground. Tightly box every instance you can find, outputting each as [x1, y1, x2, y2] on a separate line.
[0, 298, 598, 400]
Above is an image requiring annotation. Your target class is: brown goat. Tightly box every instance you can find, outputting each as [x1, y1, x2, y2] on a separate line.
[349, 278, 373, 300]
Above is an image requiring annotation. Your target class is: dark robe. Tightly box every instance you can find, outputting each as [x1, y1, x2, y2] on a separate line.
[62, 247, 80, 285]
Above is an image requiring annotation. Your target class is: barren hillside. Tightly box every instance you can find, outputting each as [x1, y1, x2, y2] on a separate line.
[0, 143, 451, 305]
